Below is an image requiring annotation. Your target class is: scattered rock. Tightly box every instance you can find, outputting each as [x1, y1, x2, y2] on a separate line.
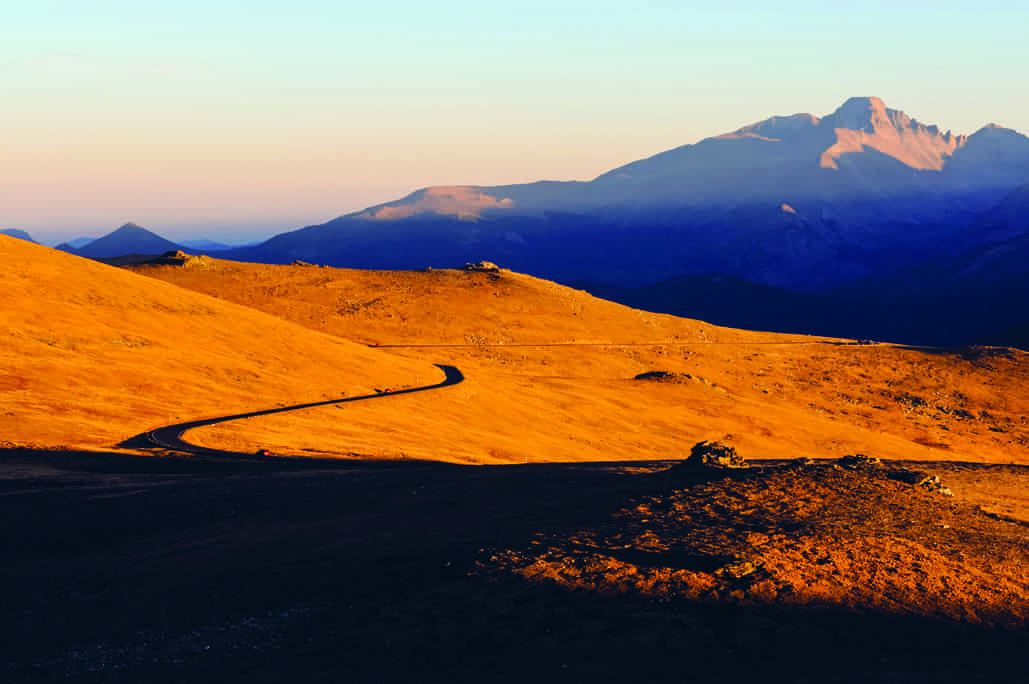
[463, 261, 501, 273]
[291, 260, 314, 267]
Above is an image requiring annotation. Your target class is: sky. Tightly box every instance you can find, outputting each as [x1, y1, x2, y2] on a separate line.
[3, 1, 1028, 244]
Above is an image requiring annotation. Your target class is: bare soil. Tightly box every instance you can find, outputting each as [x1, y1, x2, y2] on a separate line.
[3, 447, 1028, 682]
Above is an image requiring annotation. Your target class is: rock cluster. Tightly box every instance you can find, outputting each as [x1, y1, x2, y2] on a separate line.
[152, 250, 190, 265]
[888, 469, 954, 496]
[681, 441, 749, 470]
[838, 453, 882, 470]
[138, 250, 213, 268]
[670, 445, 952, 496]
[837, 453, 953, 496]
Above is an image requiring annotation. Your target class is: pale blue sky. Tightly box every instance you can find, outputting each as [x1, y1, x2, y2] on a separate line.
[3, 1, 1028, 242]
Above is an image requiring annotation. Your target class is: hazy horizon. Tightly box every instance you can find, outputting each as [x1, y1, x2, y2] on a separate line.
[4, 1, 1028, 244]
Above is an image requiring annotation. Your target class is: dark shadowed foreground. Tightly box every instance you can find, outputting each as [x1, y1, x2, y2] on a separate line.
[2, 448, 1027, 683]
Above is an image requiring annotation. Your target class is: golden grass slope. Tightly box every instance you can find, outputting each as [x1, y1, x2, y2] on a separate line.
[0, 236, 436, 451]
[131, 259, 1029, 466]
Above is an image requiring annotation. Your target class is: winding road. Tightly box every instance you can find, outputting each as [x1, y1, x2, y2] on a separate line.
[142, 364, 464, 457]
[137, 338, 893, 458]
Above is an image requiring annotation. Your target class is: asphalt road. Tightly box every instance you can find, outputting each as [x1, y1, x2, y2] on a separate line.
[145, 364, 464, 457]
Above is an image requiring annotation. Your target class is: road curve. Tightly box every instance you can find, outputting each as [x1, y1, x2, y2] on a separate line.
[144, 364, 464, 457]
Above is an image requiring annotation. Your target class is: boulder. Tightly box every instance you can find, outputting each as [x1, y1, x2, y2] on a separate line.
[681, 441, 748, 470]
[634, 371, 693, 383]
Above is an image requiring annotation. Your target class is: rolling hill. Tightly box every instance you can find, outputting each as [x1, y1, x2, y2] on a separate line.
[128, 256, 1029, 467]
[972, 183, 1029, 244]
[0, 236, 434, 452]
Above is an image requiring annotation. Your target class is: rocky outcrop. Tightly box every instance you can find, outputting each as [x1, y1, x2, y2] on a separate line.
[463, 261, 501, 273]
[838, 454, 882, 471]
[142, 251, 212, 268]
[675, 441, 749, 470]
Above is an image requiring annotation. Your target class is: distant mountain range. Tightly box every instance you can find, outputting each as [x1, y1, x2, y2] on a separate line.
[1, 228, 37, 243]
[222, 96, 1029, 292]
[61, 237, 97, 249]
[53, 225, 240, 258]
[57, 223, 185, 259]
[32, 97, 1029, 348]
[178, 239, 235, 252]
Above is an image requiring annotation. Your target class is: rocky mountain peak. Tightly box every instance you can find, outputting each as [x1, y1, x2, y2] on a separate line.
[828, 96, 891, 132]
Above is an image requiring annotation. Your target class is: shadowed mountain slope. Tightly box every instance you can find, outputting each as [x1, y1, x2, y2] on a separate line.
[582, 183, 1029, 345]
[985, 320, 1029, 351]
[971, 183, 1029, 244]
[582, 263, 1029, 348]
[580, 274, 868, 339]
